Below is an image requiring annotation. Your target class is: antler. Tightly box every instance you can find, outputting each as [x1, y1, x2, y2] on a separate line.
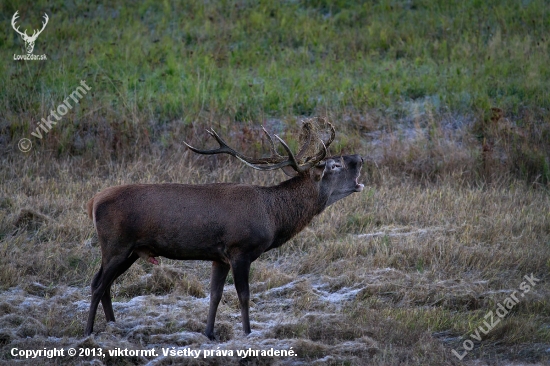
[30, 13, 49, 40]
[11, 11, 48, 41]
[11, 11, 27, 38]
[299, 117, 335, 166]
[184, 120, 335, 174]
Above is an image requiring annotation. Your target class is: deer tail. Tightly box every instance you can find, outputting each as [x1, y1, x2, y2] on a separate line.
[87, 197, 94, 221]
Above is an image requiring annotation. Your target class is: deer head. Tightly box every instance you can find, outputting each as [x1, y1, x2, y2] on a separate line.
[12, 11, 49, 54]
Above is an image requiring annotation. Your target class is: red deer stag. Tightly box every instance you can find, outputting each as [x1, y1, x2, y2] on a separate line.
[85, 120, 364, 339]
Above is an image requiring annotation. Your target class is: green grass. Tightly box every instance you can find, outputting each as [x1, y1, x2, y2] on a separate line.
[2, 1, 548, 184]
[1, 0, 548, 129]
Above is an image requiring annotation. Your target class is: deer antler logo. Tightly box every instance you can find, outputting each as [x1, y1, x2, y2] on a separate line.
[11, 11, 49, 54]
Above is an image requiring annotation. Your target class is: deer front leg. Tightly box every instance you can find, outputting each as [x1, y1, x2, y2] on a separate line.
[230, 259, 252, 335]
[205, 261, 230, 340]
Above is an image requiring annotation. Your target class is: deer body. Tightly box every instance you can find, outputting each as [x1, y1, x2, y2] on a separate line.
[90, 178, 322, 263]
[85, 122, 364, 339]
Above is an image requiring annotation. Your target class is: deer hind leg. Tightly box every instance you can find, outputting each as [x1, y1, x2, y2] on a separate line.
[85, 252, 137, 336]
[100, 252, 139, 322]
[205, 261, 230, 340]
[90, 265, 113, 320]
[230, 259, 252, 335]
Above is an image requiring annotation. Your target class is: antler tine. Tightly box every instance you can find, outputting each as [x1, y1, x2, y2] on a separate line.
[261, 126, 284, 161]
[299, 138, 328, 171]
[11, 11, 27, 37]
[273, 135, 301, 171]
[295, 122, 314, 162]
[207, 129, 287, 168]
[324, 121, 335, 149]
[209, 128, 292, 165]
[296, 119, 333, 167]
[207, 129, 244, 157]
[35, 13, 49, 37]
[183, 129, 246, 159]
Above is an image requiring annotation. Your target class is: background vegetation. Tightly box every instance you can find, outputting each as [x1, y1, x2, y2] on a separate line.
[1, 0, 549, 183]
[0, 0, 549, 365]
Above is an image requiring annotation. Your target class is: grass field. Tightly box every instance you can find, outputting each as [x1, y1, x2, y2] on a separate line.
[1, 0, 549, 365]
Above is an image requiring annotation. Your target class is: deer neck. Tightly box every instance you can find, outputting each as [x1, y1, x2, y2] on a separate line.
[263, 175, 325, 248]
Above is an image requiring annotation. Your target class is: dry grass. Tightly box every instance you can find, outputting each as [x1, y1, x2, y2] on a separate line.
[0, 123, 549, 365]
[2, 1, 548, 363]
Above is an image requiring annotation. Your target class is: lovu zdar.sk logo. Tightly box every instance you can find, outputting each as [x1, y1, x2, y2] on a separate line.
[12, 11, 48, 61]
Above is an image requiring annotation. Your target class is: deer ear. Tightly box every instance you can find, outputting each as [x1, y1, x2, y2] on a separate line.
[312, 162, 327, 181]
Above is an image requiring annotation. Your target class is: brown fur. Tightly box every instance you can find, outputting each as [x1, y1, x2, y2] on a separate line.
[85, 154, 364, 339]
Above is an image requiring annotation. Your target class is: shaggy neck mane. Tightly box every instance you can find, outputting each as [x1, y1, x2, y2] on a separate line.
[261, 175, 326, 248]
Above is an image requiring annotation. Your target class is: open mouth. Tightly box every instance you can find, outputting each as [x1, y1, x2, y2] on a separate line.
[354, 176, 364, 192]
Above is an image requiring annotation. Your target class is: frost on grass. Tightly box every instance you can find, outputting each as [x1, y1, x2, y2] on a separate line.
[0, 273, 382, 365]
[1, 154, 549, 365]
